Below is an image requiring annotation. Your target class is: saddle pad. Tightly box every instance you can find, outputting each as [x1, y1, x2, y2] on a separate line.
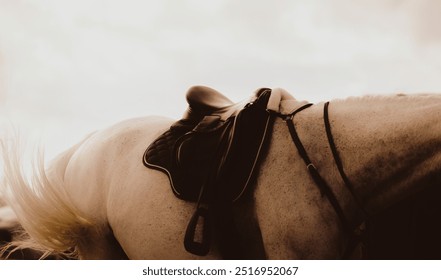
[143, 89, 273, 202]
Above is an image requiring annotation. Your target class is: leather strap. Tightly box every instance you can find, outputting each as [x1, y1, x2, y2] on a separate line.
[323, 102, 370, 258]
[285, 104, 352, 234]
[324, 102, 368, 219]
[284, 102, 367, 259]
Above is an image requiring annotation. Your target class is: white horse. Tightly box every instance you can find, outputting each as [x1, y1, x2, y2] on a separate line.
[1, 87, 440, 259]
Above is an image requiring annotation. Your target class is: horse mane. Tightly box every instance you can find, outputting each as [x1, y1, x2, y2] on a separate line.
[0, 134, 96, 259]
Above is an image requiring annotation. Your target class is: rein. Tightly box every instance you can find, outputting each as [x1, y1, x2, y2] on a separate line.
[281, 102, 369, 259]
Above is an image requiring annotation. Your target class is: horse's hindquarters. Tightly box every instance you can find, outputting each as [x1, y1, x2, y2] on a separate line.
[65, 117, 218, 259]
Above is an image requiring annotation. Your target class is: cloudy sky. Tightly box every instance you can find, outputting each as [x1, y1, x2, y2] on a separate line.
[1, 0, 441, 161]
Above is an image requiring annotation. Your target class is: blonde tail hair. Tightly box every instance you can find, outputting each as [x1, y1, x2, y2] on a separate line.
[0, 137, 95, 259]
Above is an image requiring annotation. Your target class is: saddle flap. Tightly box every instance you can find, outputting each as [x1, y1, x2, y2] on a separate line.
[174, 120, 234, 200]
[193, 115, 222, 132]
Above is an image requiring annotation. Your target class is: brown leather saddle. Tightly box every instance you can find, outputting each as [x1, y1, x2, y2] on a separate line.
[143, 86, 274, 258]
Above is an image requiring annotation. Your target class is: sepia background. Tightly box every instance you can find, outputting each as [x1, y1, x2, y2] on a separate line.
[1, 0, 441, 160]
[1, 0, 441, 259]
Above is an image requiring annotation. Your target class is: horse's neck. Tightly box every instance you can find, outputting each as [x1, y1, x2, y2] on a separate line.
[329, 94, 441, 214]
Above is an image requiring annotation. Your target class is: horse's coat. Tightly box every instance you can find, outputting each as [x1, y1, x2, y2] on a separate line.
[1, 90, 440, 259]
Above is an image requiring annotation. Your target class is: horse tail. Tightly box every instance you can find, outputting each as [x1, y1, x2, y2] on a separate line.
[0, 137, 95, 259]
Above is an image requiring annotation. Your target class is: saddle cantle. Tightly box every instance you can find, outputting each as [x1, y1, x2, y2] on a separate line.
[143, 86, 276, 258]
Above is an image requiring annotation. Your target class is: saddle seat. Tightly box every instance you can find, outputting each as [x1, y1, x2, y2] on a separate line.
[143, 86, 293, 258]
[182, 85, 251, 125]
[184, 86, 234, 115]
